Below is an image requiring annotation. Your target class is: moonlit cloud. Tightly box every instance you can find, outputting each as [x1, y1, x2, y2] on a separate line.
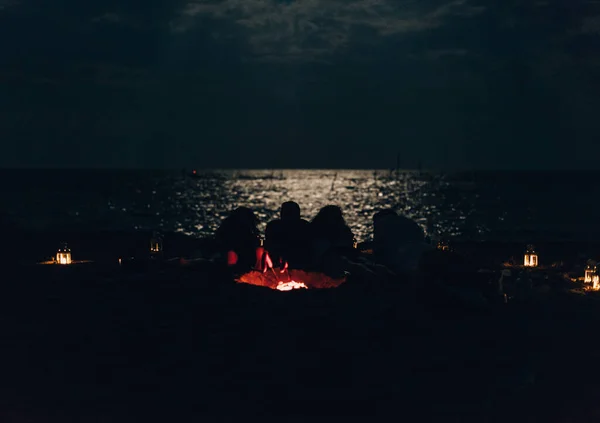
[171, 0, 486, 61]
[1, 0, 599, 169]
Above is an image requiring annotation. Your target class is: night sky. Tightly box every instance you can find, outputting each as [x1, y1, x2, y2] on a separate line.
[1, 0, 599, 170]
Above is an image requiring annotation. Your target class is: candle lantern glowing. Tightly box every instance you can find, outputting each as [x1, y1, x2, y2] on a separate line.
[584, 260, 600, 290]
[585, 261, 596, 283]
[56, 243, 72, 265]
[150, 232, 163, 254]
[437, 240, 450, 252]
[523, 245, 538, 267]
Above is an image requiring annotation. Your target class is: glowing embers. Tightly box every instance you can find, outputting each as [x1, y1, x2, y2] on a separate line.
[237, 269, 346, 291]
[236, 249, 346, 291]
[276, 280, 308, 291]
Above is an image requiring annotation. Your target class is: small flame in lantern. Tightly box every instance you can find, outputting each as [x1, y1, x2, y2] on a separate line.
[276, 280, 308, 291]
[56, 243, 72, 265]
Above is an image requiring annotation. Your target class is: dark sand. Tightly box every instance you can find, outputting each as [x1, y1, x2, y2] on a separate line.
[1, 261, 600, 422]
[2, 229, 600, 421]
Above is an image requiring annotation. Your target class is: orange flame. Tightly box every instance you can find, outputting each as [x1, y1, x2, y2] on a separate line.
[263, 251, 274, 273]
[255, 246, 265, 270]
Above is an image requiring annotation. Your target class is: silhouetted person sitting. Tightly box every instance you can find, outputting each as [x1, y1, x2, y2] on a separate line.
[373, 208, 431, 275]
[309, 205, 355, 270]
[215, 207, 260, 270]
[265, 201, 310, 269]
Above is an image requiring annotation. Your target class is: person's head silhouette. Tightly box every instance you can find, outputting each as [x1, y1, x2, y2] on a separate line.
[281, 201, 301, 220]
[312, 205, 345, 227]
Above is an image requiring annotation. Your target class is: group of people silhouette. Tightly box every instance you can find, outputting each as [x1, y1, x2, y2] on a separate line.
[214, 201, 431, 277]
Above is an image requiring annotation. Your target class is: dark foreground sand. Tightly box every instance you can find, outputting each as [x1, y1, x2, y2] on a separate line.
[1, 261, 600, 423]
[2, 226, 600, 421]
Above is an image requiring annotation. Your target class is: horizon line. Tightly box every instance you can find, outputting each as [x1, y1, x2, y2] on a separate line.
[1, 167, 600, 172]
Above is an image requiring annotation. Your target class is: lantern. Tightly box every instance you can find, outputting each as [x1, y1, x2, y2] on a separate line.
[584, 260, 600, 290]
[437, 240, 450, 252]
[150, 232, 163, 254]
[524, 245, 538, 267]
[585, 261, 596, 283]
[56, 243, 72, 265]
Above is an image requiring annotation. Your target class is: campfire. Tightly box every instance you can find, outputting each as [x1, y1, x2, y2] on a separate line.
[237, 268, 345, 290]
[235, 250, 346, 291]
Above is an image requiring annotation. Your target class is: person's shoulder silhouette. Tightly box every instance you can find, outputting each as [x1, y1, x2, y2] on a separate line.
[265, 201, 310, 268]
[215, 207, 260, 269]
[310, 205, 354, 248]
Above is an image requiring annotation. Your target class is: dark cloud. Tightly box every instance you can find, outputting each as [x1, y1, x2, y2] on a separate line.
[0, 0, 599, 169]
[170, 0, 487, 61]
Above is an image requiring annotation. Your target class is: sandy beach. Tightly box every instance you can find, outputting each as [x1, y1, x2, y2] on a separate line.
[1, 231, 600, 421]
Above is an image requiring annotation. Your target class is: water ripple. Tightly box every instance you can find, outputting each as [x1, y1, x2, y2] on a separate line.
[1, 169, 598, 243]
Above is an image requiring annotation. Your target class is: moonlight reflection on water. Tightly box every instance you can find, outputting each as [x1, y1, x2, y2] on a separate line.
[173, 170, 436, 241]
[3, 169, 598, 243]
